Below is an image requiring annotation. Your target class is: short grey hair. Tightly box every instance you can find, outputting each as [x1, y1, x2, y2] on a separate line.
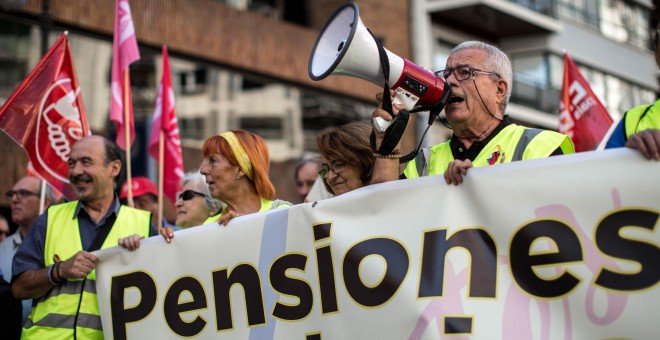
[181, 172, 224, 213]
[452, 41, 513, 110]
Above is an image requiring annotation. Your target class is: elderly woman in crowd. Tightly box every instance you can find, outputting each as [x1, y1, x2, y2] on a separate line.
[317, 121, 375, 196]
[174, 172, 223, 228]
[120, 130, 289, 249]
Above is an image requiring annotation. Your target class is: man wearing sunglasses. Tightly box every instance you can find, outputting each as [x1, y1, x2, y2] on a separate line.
[0, 176, 55, 328]
[371, 41, 574, 185]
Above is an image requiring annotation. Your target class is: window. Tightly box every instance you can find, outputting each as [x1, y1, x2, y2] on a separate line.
[599, 0, 651, 50]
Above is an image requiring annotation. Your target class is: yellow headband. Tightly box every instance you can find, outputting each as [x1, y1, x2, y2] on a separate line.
[219, 131, 254, 180]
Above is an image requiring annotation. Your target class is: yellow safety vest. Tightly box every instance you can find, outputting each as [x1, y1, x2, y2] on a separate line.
[22, 201, 151, 340]
[404, 124, 575, 178]
[623, 99, 660, 139]
[204, 197, 291, 224]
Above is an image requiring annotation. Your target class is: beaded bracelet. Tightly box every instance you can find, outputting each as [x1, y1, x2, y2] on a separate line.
[373, 152, 402, 159]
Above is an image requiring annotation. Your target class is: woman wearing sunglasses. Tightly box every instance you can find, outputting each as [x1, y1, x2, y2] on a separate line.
[174, 172, 224, 228]
[317, 121, 375, 196]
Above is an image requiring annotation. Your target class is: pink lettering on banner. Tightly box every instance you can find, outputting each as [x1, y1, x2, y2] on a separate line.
[501, 188, 627, 338]
[408, 262, 469, 340]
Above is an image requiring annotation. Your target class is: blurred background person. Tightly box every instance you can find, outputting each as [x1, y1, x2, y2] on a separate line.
[175, 172, 223, 228]
[317, 121, 375, 196]
[1, 176, 55, 327]
[294, 158, 319, 203]
[0, 215, 9, 242]
[120, 176, 175, 229]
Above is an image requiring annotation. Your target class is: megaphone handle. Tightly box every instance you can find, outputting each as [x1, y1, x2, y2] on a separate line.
[373, 91, 416, 132]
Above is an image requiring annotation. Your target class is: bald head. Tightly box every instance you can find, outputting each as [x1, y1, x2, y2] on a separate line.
[9, 176, 45, 230]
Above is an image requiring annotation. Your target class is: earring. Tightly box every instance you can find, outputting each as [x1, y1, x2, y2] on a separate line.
[235, 173, 241, 180]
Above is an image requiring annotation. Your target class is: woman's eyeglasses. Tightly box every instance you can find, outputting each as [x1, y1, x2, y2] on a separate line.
[177, 190, 205, 201]
[5, 189, 40, 200]
[318, 161, 346, 179]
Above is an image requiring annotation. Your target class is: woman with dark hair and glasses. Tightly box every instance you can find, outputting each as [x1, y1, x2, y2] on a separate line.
[173, 172, 224, 228]
[317, 121, 375, 195]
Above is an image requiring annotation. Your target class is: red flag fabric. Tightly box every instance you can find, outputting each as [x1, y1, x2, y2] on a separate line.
[0, 33, 90, 199]
[148, 46, 183, 204]
[110, 0, 140, 150]
[558, 52, 613, 152]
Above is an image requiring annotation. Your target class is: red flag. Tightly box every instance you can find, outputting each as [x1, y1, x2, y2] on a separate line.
[148, 46, 183, 204]
[558, 52, 613, 152]
[0, 33, 90, 199]
[110, 0, 140, 150]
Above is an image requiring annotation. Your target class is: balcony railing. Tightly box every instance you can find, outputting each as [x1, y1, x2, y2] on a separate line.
[510, 78, 560, 114]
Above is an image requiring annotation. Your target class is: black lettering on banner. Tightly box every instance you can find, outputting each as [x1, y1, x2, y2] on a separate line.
[270, 254, 313, 320]
[510, 220, 582, 298]
[313, 223, 338, 314]
[343, 238, 408, 307]
[212, 264, 265, 331]
[595, 209, 660, 290]
[316, 245, 338, 313]
[444, 316, 473, 334]
[418, 229, 497, 298]
[110, 271, 157, 340]
[164, 277, 208, 336]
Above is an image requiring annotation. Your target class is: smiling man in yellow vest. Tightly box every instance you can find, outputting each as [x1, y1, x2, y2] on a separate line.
[11, 136, 154, 339]
[370, 41, 574, 185]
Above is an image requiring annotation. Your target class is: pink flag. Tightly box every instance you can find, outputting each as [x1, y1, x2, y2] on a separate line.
[558, 52, 613, 152]
[0, 33, 90, 199]
[110, 0, 140, 150]
[148, 46, 184, 204]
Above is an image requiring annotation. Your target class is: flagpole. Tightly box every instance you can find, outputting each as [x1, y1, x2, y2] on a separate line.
[123, 69, 134, 207]
[39, 179, 46, 214]
[158, 130, 165, 232]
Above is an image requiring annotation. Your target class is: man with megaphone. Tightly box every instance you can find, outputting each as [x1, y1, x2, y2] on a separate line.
[370, 41, 575, 185]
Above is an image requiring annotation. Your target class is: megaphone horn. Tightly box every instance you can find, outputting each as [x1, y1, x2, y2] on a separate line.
[308, 2, 451, 132]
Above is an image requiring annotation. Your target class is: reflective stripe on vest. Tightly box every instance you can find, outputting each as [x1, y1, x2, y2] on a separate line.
[407, 124, 574, 178]
[624, 100, 660, 139]
[203, 197, 291, 224]
[22, 201, 150, 340]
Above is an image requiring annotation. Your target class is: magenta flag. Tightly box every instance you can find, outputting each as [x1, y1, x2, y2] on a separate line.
[110, 0, 140, 150]
[148, 46, 184, 204]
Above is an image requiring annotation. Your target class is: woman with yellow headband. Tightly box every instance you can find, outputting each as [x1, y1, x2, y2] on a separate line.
[119, 130, 290, 249]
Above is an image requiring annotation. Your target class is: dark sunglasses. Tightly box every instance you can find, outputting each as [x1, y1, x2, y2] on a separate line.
[177, 190, 205, 201]
[5, 189, 40, 200]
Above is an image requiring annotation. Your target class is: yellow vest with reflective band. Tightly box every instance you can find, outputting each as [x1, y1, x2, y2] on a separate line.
[623, 99, 660, 139]
[404, 124, 575, 178]
[204, 197, 291, 224]
[22, 201, 151, 340]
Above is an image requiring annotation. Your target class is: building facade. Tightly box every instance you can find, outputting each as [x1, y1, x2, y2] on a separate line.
[0, 0, 657, 211]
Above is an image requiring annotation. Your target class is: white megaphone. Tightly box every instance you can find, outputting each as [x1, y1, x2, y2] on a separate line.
[309, 2, 451, 132]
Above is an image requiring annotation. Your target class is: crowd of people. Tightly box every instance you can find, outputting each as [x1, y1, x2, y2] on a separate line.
[0, 40, 657, 338]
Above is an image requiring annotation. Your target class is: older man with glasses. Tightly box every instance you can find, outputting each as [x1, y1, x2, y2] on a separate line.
[0, 176, 56, 328]
[371, 41, 574, 185]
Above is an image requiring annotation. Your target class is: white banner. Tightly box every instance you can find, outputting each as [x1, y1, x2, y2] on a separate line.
[96, 149, 660, 339]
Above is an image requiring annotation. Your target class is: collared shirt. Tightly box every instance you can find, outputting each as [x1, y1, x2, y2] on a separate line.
[12, 197, 156, 282]
[449, 116, 512, 161]
[0, 231, 32, 322]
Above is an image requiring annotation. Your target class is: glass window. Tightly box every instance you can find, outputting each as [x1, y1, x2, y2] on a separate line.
[599, 0, 651, 50]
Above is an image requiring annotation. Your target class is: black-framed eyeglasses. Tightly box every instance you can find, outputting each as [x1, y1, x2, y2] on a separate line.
[436, 65, 500, 81]
[177, 190, 205, 201]
[318, 161, 346, 179]
[5, 189, 40, 200]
